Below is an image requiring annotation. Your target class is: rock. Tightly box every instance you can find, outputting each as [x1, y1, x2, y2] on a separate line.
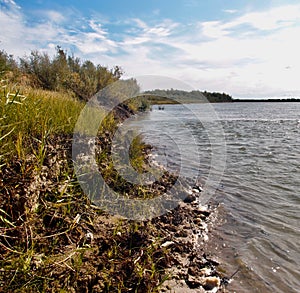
[186, 275, 202, 288]
[198, 205, 208, 212]
[161, 241, 175, 248]
[199, 267, 212, 276]
[192, 185, 203, 192]
[183, 194, 196, 203]
[193, 217, 203, 225]
[201, 234, 209, 242]
[165, 284, 172, 290]
[172, 243, 185, 253]
[201, 276, 221, 290]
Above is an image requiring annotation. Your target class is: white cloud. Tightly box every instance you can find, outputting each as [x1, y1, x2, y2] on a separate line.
[201, 21, 228, 39]
[163, 4, 300, 97]
[223, 9, 238, 14]
[88, 20, 109, 38]
[132, 18, 148, 30]
[231, 4, 300, 31]
[2, 0, 20, 9]
[130, 18, 179, 39]
[43, 10, 65, 23]
[201, 4, 300, 41]
[0, 1, 29, 55]
[68, 21, 118, 55]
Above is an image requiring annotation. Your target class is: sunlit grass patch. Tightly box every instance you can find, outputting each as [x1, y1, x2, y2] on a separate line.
[0, 81, 84, 166]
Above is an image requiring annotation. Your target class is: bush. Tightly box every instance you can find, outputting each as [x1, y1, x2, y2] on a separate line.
[20, 47, 123, 101]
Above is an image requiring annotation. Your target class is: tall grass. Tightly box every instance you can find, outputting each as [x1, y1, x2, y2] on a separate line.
[0, 80, 84, 165]
[0, 80, 169, 292]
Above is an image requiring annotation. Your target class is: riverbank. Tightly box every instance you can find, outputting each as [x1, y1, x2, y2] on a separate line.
[0, 134, 229, 292]
[0, 84, 230, 292]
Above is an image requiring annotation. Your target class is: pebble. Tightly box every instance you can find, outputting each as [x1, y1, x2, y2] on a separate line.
[86, 231, 94, 242]
[161, 241, 175, 248]
[272, 266, 280, 273]
[198, 205, 208, 212]
[199, 267, 212, 276]
[203, 234, 209, 242]
[192, 185, 203, 192]
[201, 276, 221, 290]
[183, 194, 196, 203]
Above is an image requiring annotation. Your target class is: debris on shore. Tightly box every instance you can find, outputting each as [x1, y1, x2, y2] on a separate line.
[154, 190, 229, 293]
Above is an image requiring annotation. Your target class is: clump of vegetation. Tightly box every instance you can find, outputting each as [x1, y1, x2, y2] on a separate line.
[0, 48, 168, 292]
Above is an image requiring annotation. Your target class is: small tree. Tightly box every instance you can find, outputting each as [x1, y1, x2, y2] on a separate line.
[0, 50, 18, 78]
[20, 50, 55, 89]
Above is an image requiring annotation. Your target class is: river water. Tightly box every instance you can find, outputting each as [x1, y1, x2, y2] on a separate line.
[127, 102, 300, 292]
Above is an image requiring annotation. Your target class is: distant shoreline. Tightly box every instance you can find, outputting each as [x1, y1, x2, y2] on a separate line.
[233, 98, 300, 102]
[149, 98, 300, 105]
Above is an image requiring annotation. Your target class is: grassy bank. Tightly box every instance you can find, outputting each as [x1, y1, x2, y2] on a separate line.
[0, 74, 228, 292]
[0, 80, 170, 292]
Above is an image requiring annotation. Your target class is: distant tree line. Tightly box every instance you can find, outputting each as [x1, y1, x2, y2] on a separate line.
[0, 46, 123, 101]
[233, 98, 300, 102]
[202, 90, 233, 103]
[144, 89, 233, 104]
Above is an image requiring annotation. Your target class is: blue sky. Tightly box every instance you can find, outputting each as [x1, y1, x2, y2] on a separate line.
[1, 0, 300, 98]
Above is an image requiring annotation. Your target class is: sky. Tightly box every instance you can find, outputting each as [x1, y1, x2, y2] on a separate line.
[1, 0, 300, 98]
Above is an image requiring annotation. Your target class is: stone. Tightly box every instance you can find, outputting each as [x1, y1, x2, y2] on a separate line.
[186, 275, 202, 288]
[192, 185, 203, 192]
[201, 276, 221, 290]
[161, 241, 175, 248]
[199, 267, 212, 276]
[183, 194, 196, 203]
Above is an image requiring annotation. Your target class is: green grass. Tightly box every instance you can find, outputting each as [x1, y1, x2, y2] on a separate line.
[0, 80, 170, 292]
[0, 81, 84, 166]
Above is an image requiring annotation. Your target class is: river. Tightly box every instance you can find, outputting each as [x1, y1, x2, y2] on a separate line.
[126, 102, 300, 292]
